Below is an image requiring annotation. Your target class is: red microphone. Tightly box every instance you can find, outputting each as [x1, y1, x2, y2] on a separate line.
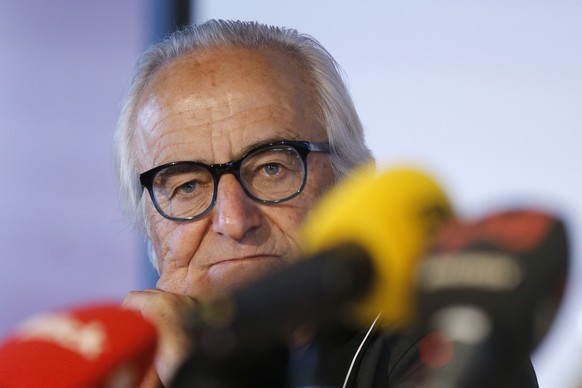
[0, 303, 157, 387]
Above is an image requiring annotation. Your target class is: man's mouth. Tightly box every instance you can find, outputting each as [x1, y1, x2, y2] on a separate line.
[209, 255, 279, 268]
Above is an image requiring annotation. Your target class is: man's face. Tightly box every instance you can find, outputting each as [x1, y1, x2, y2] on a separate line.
[134, 47, 335, 299]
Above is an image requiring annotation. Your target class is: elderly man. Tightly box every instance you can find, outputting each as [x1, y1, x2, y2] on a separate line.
[116, 20, 538, 387]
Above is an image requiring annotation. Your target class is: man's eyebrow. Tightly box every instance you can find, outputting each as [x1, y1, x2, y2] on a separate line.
[234, 136, 300, 159]
[156, 163, 200, 186]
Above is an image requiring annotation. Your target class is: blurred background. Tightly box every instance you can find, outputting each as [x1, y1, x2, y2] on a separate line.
[1, 0, 580, 386]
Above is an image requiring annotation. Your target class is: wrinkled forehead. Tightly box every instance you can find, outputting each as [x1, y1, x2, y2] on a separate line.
[131, 47, 325, 171]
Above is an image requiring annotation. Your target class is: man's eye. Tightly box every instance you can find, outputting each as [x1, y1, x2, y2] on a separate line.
[176, 181, 198, 194]
[263, 163, 282, 176]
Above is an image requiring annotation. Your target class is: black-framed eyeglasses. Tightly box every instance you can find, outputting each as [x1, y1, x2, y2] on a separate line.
[139, 140, 330, 222]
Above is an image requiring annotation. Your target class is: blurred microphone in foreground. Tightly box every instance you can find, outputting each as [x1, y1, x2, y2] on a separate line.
[170, 166, 455, 387]
[0, 304, 157, 388]
[170, 166, 560, 388]
[413, 209, 569, 388]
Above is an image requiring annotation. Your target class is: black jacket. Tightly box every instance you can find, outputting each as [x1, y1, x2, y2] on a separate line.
[172, 322, 539, 387]
[291, 323, 539, 388]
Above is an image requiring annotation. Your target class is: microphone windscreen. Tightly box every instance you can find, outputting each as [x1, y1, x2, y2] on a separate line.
[414, 209, 569, 388]
[417, 208, 569, 347]
[300, 165, 454, 329]
[0, 303, 157, 388]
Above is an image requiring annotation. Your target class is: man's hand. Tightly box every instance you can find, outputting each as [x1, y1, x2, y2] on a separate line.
[122, 289, 198, 387]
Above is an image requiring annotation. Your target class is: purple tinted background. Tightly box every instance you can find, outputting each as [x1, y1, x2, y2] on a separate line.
[0, 1, 145, 334]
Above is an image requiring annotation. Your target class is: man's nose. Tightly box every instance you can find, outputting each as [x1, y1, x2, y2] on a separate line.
[211, 174, 262, 240]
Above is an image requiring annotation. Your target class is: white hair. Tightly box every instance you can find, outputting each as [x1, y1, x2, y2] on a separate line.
[113, 19, 374, 253]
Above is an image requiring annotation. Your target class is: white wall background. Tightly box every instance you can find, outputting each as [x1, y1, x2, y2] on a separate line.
[0, 1, 580, 386]
[198, 1, 582, 387]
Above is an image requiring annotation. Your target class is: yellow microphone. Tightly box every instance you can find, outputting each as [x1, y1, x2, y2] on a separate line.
[300, 165, 454, 329]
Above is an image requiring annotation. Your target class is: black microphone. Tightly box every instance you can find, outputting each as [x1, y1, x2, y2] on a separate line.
[414, 209, 569, 388]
